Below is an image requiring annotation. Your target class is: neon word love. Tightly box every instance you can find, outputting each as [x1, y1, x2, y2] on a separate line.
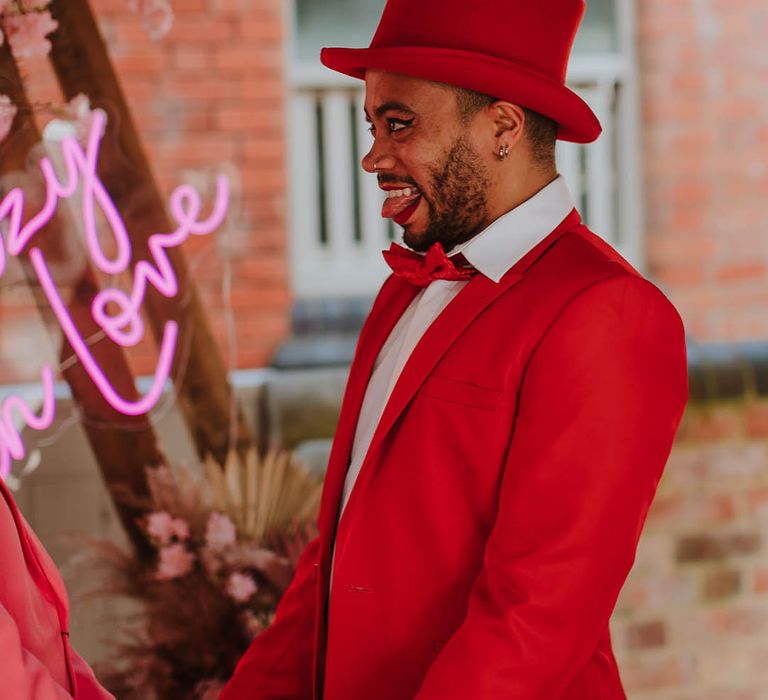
[0, 109, 229, 478]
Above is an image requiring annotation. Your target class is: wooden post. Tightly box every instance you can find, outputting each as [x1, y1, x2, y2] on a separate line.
[0, 41, 159, 558]
[47, 0, 254, 467]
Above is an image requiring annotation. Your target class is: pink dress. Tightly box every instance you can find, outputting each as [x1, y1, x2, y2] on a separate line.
[0, 479, 114, 699]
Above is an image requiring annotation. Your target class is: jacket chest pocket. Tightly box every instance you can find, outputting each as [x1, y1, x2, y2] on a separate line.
[421, 375, 502, 412]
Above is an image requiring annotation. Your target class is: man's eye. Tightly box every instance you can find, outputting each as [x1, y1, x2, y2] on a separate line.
[367, 118, 414, 137]
[388, 118, 413, 133]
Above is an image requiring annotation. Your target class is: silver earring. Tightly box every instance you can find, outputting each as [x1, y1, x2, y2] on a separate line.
[498, 144, 509, 161]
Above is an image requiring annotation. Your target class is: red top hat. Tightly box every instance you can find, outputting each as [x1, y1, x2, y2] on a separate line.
[321, 0, 601, 144]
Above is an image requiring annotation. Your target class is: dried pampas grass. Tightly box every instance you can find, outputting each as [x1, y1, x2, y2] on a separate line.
[74, 448, 322, 700]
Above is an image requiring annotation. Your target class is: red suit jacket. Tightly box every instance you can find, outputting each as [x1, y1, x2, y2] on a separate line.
[221, 211, 688, 700]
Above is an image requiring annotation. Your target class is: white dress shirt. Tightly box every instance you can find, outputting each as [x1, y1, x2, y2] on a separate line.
[338, 175, 576, 515]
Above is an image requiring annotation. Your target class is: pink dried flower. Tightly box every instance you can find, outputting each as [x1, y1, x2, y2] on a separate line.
[4, 11, 58, 59]
[156, 543, 194, 580]
[146, 511, 190, 544]
[226, 572, 258, 603]
[205, 512, 236, 550]
[171, 517, 190, 541]
[0, 95, 17, 143]
[146, 511, 175, 545]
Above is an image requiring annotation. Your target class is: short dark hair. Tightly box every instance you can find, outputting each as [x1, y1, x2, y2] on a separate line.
[445, 84, 558, 169]
[522, 108, 558, 169]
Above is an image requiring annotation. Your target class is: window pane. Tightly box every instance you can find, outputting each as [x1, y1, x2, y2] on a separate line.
[295, 0, 386, 62]
[573, 0, 617, 53]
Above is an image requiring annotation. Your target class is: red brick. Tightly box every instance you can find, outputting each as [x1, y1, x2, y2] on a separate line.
[649, 263, 706, 286]
[172, 46, 212, 73]
[702, 568, 742, 600]
[153, 136, 239, 164]
[112, 18, 157, 46]
[113, 52, 167, 76]
[626, 620, 667, 650]
[171, 0, 209, 12]
[648, 493, 737, 527]
[716, 263, 767, 283]
[706, 606, 767, 637]
[646, 234, 715, 263]
[214, 46, 282, 75]
[238, 79, 288, 105]
[755, 569, 768, 594]
[745, 403, 768, 437]
[235, 257, 289, 278]
[210, 0, 280, 14]
[171, 78, 239, 101]
[618, 651, 695, 692]
[239, 167, 287, 194]
[242, 137, 286, 164]
[746, 488, 768, 517]
[237, 17, 285, 44]
[213, 107, 284, 133]
[167, 17, 235, 43]
[93, 0, 132, 13]
[676, 406, 745, 443]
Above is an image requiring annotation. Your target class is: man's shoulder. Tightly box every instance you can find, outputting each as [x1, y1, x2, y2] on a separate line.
[526, 223, 651, 296]
[538, 223, 639, 281]
[526, 222, 684, 332]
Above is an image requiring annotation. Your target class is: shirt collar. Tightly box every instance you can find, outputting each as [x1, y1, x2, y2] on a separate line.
[451, 175, 575, 283]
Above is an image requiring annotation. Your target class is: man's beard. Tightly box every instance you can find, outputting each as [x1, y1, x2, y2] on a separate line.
[402, 137, 491, 253]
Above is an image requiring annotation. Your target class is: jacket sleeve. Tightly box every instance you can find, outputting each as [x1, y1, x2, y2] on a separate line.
[415, 275, 688, 700]
[219, 536, 319, 700]
[0, 600, 75, 700]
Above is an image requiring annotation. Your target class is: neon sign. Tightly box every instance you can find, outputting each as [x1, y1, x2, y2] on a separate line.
[0, 110, 229, 478]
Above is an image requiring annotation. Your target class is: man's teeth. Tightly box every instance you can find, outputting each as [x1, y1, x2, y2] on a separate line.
[386, 187, 419, 198]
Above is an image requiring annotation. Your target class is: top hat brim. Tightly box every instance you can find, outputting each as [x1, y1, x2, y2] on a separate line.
[321, 46, 602, 144]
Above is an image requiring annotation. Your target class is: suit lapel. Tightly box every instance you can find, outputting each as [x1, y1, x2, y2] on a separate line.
[336, 210, 582, 528]
[365, 271, 524, 469]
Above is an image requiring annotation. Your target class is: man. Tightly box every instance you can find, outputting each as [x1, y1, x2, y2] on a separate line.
[221, 1, 687, 698]
[0, 476, 115, 699]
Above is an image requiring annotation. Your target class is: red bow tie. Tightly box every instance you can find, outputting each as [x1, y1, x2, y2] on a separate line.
[382, 242, 478, 288]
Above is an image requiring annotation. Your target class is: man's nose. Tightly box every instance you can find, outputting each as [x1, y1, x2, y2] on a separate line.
[361, 139, 396, 173]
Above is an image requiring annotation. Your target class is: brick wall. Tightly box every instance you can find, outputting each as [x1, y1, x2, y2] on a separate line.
[2, 0, 766, 381]
[639, 0, 768, 342]
[102, 0, 292, 371]
[612, 398, 768, 698]
[0, 0, 292, 382]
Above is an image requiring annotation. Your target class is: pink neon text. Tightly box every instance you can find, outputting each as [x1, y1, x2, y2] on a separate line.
[0, 110, 229, 478]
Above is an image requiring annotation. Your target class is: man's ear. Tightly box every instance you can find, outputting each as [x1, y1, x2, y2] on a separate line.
[491, 102, 526, 147]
